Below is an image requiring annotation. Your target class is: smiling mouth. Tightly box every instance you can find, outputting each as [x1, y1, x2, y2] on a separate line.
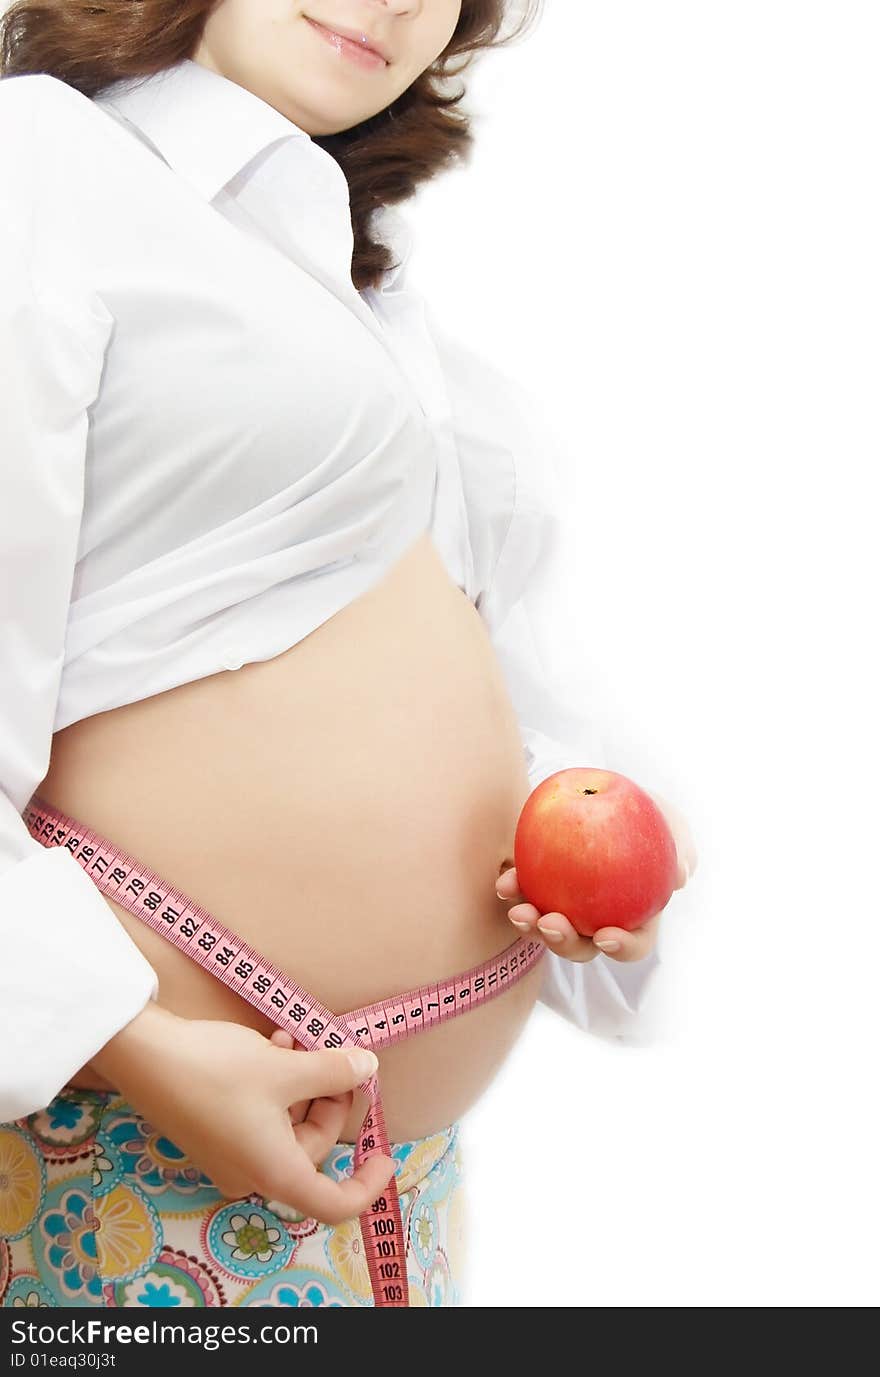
[303, 17, 390, 70]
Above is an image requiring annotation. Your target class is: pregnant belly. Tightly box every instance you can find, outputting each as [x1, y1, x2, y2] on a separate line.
[41, 532, 543, 1143]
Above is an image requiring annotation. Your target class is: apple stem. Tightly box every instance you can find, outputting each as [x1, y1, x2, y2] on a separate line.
[581, 788, 598, 795]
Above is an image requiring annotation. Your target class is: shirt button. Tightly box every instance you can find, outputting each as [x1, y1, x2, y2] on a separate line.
[221, 648, 244, 672]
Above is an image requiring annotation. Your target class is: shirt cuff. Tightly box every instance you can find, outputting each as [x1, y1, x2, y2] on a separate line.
[0, 844, 159, 1120]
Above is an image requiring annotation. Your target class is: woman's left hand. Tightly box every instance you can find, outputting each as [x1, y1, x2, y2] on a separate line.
[495, 788, 697, 965]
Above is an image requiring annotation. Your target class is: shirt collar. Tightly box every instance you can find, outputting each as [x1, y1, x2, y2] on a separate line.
[93, 57, 414, 292]
[93, 57, 315, 204]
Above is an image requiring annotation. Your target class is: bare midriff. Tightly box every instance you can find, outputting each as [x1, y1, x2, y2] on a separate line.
[40, 532, 543, 1144]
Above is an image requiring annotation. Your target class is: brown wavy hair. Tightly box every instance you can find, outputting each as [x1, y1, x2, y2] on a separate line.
[0, 1, 542, 290]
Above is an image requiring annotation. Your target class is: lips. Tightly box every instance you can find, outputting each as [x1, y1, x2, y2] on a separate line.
[305, 16, 390, 65]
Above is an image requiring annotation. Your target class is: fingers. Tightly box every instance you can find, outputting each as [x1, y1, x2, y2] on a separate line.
[259, 1035, 394, 1219]
[592, 912, 661, 962]
[293, 1091, 354, 1166]
[269, 1029, 314, 1124]
[497, 866, 598, 963]
[496, 866, 524, 904]
[268, 1140, 398, 1226]
[532, 911, 601, 963]
[270, 1043, 379, 1101]
[496, 868, 665, 962]
[501, 900, 601, 968]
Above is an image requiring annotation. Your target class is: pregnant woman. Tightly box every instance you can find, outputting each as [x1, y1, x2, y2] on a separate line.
[0, 0, 695, 1308]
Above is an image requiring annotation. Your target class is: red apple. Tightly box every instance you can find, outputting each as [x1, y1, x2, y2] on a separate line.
[513, 768, 678, 936]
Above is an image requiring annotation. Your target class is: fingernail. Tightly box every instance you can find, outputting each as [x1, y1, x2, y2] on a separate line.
[595, 939, 621, 953]
[538, 925, 563, 942]
[496, 887, 510, 899]
[349, 1049, 378, 1078]
[510, 918, 530, 930]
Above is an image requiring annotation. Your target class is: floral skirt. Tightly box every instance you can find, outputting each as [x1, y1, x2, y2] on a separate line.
[0, 1089, 466, 1308]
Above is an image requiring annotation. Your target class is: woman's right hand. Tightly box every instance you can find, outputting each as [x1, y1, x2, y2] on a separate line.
[90, 1001, 396, 1225]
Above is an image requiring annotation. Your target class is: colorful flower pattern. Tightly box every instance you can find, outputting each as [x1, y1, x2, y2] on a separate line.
[105, 1248, 226, 1308]
[204, 1204, 293, 1279]
[4, 1275, 54, 1308]
[36, 1183, 103, 1303]
[237, 1272, 348, 1308]
[410, 1199, 439, 1270]
[424, 1248, 454, 1307]
[27, 1096, 102, 1161]
[2, 1090, 464, 1307]
[324, 1215, 373, 1303]
[91, 1185, 162, 1284]
[99, 1115, 216, 1213]
[0, 1129, 46, 1241]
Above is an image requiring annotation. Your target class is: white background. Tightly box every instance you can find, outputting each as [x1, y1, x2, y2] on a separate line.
[404, 1, 878, 1306]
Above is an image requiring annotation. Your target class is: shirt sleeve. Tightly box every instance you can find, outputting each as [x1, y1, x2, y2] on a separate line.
[0, 221, 160, 1122]
[423, 311, 661, 1039]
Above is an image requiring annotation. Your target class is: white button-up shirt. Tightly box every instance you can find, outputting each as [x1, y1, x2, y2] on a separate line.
[0, 58, 658, 1119]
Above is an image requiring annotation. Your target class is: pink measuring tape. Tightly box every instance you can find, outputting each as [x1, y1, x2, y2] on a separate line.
[25, 795, 546, 1309]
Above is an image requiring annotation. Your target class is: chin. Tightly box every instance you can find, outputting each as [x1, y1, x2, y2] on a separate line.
[296, 112, 353, 137]
[283, 76, 380, 135]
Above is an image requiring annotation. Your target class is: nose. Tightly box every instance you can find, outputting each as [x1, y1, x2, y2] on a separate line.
[372, 0, 421, 14]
